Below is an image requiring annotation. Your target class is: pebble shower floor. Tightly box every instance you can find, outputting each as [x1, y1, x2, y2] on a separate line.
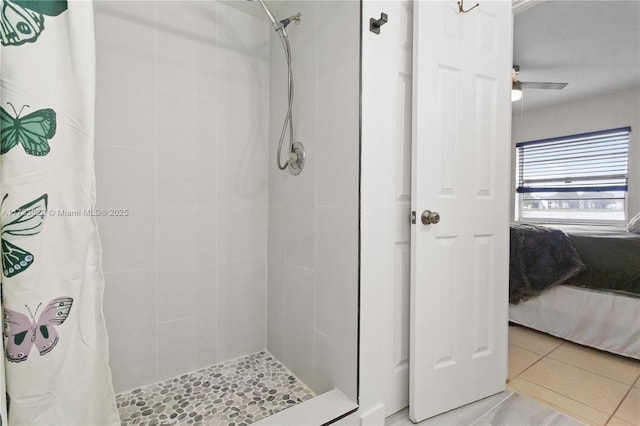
[116, 351, 315, 425]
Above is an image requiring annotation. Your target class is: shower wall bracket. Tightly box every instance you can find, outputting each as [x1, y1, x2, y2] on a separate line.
[288, 141, 305, 175]
[370, 12, 388, 34]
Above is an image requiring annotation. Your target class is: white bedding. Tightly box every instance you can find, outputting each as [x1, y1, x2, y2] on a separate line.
[509, 285, 640, 359]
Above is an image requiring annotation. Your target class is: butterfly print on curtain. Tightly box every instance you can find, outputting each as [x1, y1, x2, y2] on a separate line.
[0, 194, 48, 278]
[3, 297, 73, 363]
[0, 0, 68, 46]
[1, 103, 56, 156]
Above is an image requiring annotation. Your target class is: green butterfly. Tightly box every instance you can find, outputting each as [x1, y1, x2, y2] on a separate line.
[1, 194, 48, 278]
[0, 103, 56, 156]
[0, 0, 68, 47]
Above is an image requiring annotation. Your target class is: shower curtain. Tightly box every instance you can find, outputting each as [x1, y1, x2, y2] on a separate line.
[0, 0, 119, 424]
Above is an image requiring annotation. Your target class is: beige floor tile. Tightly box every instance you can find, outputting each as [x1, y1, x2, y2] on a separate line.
[509, 325, 564, 355]
[614, 387, 640, 425]
[507, 377, 610, 426]
[607, 417, 636, 426]
[508, 345, 543, 380]
[519, 357, 630, 414]
[548, 342, 640, 385]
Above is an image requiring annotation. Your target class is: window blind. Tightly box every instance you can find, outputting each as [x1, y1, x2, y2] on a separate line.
[516, 127, 630, 194]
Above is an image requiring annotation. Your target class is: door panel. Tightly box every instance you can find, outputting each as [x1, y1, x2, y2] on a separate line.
[361, 0, 413, 415]
[409, 1, 512, 422]
[365, 0, 415, 416]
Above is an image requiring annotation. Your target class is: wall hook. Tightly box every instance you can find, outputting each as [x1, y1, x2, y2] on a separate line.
[457, 0, 479, 13]
[370, 12, 388, 34]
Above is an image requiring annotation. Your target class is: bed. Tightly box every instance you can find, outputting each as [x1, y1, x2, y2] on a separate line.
[508, 223, 640, 360]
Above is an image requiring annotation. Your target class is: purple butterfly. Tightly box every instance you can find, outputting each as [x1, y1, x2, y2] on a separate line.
[3, 297, 73, 363]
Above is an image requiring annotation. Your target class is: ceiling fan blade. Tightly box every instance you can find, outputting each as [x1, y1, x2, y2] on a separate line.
[520, 81, 568, 90]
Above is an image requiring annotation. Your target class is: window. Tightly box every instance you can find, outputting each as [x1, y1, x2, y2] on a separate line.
[516, 127, 630, 224]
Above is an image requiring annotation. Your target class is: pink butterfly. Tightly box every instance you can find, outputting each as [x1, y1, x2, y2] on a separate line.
[3, 297, 73, 363]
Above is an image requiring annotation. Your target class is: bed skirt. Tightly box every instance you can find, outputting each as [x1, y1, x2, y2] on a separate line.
[509, 285, 640, 360]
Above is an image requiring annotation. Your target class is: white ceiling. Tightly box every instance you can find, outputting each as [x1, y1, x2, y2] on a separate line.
[226, 1, 639, 114]
[513, 0, 640, 112]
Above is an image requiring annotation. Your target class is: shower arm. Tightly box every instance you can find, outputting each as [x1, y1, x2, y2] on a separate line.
[254, 0, 300, 31]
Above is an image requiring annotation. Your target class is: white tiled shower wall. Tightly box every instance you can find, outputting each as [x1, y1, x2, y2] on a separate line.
[95, 0, 268, 392]
[266, 1, 359, 401]
[94, 0, 359, 402]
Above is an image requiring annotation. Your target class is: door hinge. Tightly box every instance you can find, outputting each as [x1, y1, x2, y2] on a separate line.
[411, 211, 416, 224]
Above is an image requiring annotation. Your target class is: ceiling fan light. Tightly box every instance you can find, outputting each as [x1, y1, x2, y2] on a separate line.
[511, 80, 522, 102]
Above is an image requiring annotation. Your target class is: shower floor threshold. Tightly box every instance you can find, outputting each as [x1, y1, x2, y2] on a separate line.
[253, 388, 358, 425]
[115, 350, 315, 425]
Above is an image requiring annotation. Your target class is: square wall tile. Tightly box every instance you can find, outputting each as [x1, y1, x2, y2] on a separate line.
[316, 1, 360, 79]
[95, 1, 158, 23]
[315, 206, 358, 351]
[267, 207, 286, 361]
[216, 73, 269, 161]
[316, 60, 360, 207]
[283, 168, 316, 270]
[157, 89, 217, 206]
[157, 1, 218, 96]
[95, 145, 156, 273]
[215, 7, 269, 162]
[103, 269, 157, 392]
[217, 258, 266, 360]
[216, 2, 270, 61]
[217, 156, 268, 261]
[157, 205, 217, 322]
[266, 263, 285, 362]
[279, 121, 317, 272]
[196, 311, 219, 367]
[95, 1, 157, 150]
[314, 331, 357, 401]
[283, 263, 315, 388]
[267, 108, 288, 209]
[282, 1, 318, 54]
[158, 316, 199, 380]
[268, 207, 286, 265]
[156, 312, 218, 380]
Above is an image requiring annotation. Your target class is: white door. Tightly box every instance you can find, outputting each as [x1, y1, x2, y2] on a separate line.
[409, 1, 512, 422]
[363, 0, 415, 415]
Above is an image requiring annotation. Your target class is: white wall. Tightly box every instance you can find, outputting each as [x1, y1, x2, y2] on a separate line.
[511, 88, 640, 220]
[266, 1, 360, 401]
[94, 1, 269, 393]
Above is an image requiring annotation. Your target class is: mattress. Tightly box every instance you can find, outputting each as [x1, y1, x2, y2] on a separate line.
[509, 285, 640, 359]
[562, 225, 640, 296]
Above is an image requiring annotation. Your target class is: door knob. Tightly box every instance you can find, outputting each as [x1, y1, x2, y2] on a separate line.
[421, 210, 440, 225]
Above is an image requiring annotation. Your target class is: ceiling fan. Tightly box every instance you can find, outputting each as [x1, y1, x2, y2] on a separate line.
[512, 65, 568, 101]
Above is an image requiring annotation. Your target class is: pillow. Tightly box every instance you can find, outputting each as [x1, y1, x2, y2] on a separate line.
[628, 211, 640, 233]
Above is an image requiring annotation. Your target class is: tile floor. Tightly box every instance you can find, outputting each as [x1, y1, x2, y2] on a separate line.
[115, 351, 314, 425]
[507, 325, 640, 426]
[385, 391, 582, 426]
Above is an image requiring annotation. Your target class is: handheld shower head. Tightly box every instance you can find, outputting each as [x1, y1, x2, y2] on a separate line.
[248, 0, 305, 175]
[254, 0, 280, 31]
